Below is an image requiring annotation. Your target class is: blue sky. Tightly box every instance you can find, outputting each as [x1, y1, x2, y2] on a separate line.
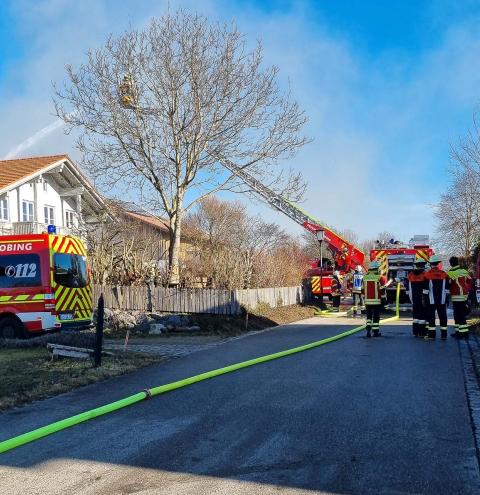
[1, 0, 480, 242]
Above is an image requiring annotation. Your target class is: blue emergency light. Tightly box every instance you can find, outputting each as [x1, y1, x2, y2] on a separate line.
[47, 224, 56, 234]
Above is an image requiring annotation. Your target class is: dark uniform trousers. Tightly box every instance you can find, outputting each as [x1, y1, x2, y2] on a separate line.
[366, 305, 381, 335]
[428, 303, 448, 335]
[452, 300, 468, 335]
[412, 300, 427, 337]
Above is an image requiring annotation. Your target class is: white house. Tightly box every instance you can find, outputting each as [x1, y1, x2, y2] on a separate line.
[0, 154, 106, 236]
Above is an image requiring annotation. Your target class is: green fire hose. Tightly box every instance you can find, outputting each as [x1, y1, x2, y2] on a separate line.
[0, 284, 400, 455]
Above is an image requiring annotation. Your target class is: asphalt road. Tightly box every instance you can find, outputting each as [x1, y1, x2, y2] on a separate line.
[0, 317, 479, 495]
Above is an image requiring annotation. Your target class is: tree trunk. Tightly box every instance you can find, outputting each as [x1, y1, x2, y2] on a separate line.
[168, 200, 184, 286]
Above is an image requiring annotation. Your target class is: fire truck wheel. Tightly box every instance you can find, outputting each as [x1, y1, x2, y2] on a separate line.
[0, 316, 26, 339]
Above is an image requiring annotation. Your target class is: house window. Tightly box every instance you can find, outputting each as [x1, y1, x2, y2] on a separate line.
[44, 205, 55, 225]
[65, 210, 75, 228]
[0, 198, 8, 221]
[22, 201, 34, 222]
[43, 180, 48, 192]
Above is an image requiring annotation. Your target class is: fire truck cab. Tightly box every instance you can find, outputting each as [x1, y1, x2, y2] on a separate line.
[0, 233, 92, 338]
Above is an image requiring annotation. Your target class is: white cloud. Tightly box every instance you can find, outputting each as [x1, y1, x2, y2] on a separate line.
[1, 1, 479, 245]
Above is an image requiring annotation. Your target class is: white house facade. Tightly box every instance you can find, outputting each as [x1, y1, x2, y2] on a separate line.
[0, 155, 106, 236]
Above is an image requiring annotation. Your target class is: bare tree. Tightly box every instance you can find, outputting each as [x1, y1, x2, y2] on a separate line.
[434, 114, 480, 257]
[82, 209, 168, 286]
[434, 167, 480, 257]
[54, 10, 308, 285]
[184, 196, 301, 288]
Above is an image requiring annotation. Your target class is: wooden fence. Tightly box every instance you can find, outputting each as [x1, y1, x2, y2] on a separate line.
[92, 285, 303, 315]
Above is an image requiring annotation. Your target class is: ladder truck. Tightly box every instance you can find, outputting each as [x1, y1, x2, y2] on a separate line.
[220, 159, 365, 302]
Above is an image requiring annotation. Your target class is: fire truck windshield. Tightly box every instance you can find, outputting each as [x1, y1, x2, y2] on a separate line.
[54, 253, 88, 288]
[0, 254, 42, 288]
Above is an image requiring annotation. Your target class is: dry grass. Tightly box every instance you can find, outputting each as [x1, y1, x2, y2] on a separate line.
[166, 304, 317, 336]
[249, 303, 317, 325]
[0, 348, 164, 411]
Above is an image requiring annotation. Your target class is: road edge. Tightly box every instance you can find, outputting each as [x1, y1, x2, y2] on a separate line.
[459, 333, 480, 490]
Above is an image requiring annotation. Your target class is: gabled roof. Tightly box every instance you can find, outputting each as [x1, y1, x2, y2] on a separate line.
[123, 210, 170, 232]
[0, 154, 68, 190]
[108, 200, 170, 233]
[0, 154, 106, 214]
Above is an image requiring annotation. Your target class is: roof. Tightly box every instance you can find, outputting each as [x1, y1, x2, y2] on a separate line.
[0, 154, 68, 190]
[123, 210, 170, 232]
[0, 154, 106, 215]
[107, 200, 170, 232]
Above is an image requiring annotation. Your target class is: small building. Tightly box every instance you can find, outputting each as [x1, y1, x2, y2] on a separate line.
[109, 200, 171, 266]
[0, 155, 106, 235]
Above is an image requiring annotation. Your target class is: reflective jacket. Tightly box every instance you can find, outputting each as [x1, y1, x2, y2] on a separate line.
[447, 266, 471, 302]
[363, 272, 387, 305]
[407, 270, 427, 304]
[352, 272, 364, 294]
[424, 267, 449, 305]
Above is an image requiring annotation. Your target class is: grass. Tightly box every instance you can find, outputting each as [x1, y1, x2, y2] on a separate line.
[248, 303, 318, 325]
[0, 347, 164, 411]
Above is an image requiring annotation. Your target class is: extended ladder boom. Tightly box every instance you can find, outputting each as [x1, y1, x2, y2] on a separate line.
[221, 159, 365, 271]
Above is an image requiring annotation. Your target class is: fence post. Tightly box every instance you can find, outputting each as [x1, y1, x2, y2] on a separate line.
[94, 294, 105, 368]
[146, 283, 153, 312]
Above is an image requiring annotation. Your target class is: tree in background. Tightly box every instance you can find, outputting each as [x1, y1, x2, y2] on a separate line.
[54, 10, 308, 286]
[435, 115, 480, 257]
[184, 196, 305, 288]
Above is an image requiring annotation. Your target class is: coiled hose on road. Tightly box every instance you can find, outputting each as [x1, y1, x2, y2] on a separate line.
[0, 285, 401, 455]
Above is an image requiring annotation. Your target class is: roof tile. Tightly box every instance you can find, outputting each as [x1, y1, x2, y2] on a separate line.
[0, 154, 68, 191]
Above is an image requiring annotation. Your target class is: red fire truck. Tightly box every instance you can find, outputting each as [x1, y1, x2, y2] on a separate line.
[370, 235, 434, 304]
[0, 233, 93, 338]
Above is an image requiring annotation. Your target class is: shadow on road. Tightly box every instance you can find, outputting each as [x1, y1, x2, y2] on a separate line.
[0, 319, 478, 494]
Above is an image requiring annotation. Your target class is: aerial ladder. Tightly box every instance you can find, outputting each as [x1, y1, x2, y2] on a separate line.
[220, 159, 365, 300]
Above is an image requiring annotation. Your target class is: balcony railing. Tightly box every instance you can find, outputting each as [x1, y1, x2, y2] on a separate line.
[8, 222, 72, 236]
[0, 223, 13, 235]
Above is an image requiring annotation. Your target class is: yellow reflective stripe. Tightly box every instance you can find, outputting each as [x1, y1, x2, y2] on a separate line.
[32, 294, 45, 301]
[416, 249, 430, 262]
[0, 295, 12, 302]
[0, 300, 40, 305]
[56, 288, 72, 310]
[14, 295, 29, 301]
[61, 290, 77, 312]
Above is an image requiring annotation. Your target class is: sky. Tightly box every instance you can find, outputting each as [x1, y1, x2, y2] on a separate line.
[1, 0, 480, 243]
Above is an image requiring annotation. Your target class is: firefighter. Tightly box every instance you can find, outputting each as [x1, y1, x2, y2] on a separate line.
[407, 258, 428, 337]
[424, 255, 449, 340]
[352, 265, 364, 316]
[331, 271, 342, 312]
[447, 256, 471, 339]
[363, 261, 387, 337]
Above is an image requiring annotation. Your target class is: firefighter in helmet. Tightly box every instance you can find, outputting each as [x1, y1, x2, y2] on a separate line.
[407, 258, 428, 337]
[331, 270, 343, 312]
[447, 256, 471, 339]
[424, 255, 450, 340]
[351, 265, 364, 316]
[363, 261, 387, 337]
